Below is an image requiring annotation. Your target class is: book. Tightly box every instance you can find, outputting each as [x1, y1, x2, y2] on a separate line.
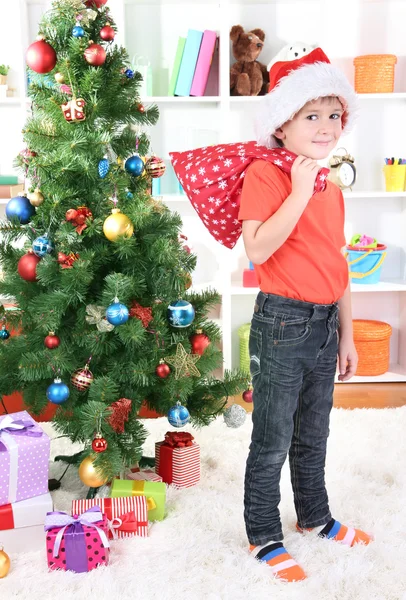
[174, 29, 203, 97]
[168, 37, 186, 96]
[0, 175, 18, 185]
[0, 184, 24, 199]
[190, 30, 218, 96]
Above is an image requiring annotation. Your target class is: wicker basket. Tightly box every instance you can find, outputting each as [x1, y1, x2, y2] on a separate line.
[353, 319, 392, 376]
[353, 54, 397, 93]
[238, 323, 251, 374]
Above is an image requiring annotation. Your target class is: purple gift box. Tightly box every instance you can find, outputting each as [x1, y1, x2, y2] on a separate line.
[0, 411, 50, 507]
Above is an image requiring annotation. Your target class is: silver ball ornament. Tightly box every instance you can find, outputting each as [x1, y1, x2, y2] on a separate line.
[223, 404, 246, 428]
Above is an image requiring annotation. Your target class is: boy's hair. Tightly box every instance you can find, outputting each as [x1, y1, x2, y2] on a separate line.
[255, 47, 358, 149]
[273, 96, 342, 147]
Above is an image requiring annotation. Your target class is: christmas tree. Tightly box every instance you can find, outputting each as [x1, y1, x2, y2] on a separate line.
[0, 0, 248, 490]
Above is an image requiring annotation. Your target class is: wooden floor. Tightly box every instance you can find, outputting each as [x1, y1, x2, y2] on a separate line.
[233, 383, 406, 411]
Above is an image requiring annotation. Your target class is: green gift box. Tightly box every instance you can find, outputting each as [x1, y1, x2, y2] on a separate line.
[111, 479, 166, 521]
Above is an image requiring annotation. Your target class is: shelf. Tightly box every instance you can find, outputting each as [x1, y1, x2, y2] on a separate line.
[229, 92, 406, 103]
[231, 281, 406, 294]
[344, 191, 406, 198]
[0, 97, 21, 105]
[144, 96, 221, 104]
[336, 364, 406, 383]
[160, 194, 188, 203]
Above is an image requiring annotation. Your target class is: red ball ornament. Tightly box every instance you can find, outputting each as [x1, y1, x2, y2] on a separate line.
[84, 43, 106, 66]
[44, 332, 61, 349]
[18, 251, 40, 282]
[26, 39, 57, 74]
[156, 361, 170, 379]
[100, 24, 115, 41]
[242, 388, 253, 403]
[92, 433, 108, 453]
[137, 103, 145, 113]
[190, 330, 210, 355]
[85, 0, 108, 7]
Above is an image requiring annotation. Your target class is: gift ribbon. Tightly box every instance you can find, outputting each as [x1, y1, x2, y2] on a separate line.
[0, 503, 15, 530]
[0, 415, 43, 504]
[109, 510, 148, 539]
[44, 506, 109, 573]
[163, 431, 194, 448]
[114, 480, 157, 511]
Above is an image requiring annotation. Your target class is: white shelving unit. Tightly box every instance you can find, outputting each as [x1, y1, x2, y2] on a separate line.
[1, 0, 406, 384]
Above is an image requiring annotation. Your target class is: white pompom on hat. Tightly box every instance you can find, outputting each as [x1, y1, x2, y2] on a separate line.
[255, 47, 359, 148]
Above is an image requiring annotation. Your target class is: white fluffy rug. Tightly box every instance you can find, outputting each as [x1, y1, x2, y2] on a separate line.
[2, 407, 406, 600]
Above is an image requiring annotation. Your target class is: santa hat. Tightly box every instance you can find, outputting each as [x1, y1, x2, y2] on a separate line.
[255, 47, 359, 148]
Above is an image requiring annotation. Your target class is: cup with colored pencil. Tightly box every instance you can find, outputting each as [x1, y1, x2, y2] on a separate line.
[383, 158, 406, 192]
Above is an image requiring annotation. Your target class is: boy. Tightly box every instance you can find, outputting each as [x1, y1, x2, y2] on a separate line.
[238, 48, 373, 583]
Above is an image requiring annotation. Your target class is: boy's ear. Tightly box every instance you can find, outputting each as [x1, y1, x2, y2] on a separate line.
[273, 127, 285, 141]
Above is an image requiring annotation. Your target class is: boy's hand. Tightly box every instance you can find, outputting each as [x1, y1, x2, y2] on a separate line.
[337, 336, 358, 381]
[291, 155, 320, 202]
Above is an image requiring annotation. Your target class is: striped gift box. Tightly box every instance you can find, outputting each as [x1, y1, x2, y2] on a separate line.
[71, 496, 148, 539]
[127, 468, 163, 483]
[155, 440, 200, 488]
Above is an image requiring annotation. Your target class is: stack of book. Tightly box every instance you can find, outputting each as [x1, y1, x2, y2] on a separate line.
[169, 29, 218, 97]
[0, 175, 23, 200]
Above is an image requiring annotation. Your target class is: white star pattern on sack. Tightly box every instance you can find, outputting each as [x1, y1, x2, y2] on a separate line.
[169, 142, 330, 248]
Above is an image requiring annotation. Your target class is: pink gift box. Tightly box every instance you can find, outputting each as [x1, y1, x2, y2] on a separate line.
[45, 508, 110, 573]
[0, 411, 50, 506]
[127, 468, 163, 483]
[71, 496, 149, 539]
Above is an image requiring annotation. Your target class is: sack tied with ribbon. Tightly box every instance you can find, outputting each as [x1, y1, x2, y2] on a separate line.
[169, 142, 330, 249]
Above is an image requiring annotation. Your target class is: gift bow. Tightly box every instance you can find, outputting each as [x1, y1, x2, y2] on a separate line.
[86, 304, 115, 332]
[44, 506, 110, 559]
[170, 142, 330, 249]
[0, 415, 43, 452]
[109, 510, 148, 539]
[163, 431, 194, 448]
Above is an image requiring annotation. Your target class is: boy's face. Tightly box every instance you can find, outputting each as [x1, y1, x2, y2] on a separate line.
[274, 97, 344, 159]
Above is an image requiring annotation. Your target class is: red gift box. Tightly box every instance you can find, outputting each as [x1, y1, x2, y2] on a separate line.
[71, 496, 148, 539]
[155, 431, 200, 488]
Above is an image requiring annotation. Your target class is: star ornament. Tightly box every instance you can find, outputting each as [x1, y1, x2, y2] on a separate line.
[164, 343, 201, 379]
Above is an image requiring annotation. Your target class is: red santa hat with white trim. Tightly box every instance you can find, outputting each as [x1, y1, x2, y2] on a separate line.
[255, 47, 359, 148]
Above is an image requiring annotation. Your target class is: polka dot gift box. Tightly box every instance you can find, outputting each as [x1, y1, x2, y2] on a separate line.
[0, 411, 50, 507]
[44, 507, 110, 573]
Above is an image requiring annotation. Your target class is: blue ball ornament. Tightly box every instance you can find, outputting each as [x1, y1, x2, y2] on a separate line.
[98, 158, 110, 179]
[167, 299, 195, 328]
[32, 235, 54, 258]
[46, 378, 70, 404]
[0, 328, 10, 340]
[106, 300, 129, 326]
[124, 69, 134, 79]
[72, 25, 85, 37]
[125, 155, 145, 177]
[168, 402, 190, 428]
[126, 192, 134, 199]
[6, 195, 36, 225]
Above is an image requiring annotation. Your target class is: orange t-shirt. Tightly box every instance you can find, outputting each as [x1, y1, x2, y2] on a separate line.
[238, 160, 349, 304]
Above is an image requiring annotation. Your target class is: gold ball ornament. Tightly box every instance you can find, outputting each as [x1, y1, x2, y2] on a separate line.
[27, 187, 44, 207]
[0, 546, 10, 578]
[78, 455, 108, 488]
[145, 156, 166, 178]
[54, 72, 65, 83]
[103, 208, 134, 242]
[71, 364, 94, 391]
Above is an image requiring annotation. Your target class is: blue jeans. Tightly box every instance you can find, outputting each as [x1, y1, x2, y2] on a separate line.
[244, 291, 339, 545]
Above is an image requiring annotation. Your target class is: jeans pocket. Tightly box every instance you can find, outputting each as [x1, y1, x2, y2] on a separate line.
[277, 316, 312, 346]
[249, 327, 263, 380]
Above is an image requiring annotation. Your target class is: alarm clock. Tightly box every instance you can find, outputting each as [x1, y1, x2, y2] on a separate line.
[328, 148, 356, 190]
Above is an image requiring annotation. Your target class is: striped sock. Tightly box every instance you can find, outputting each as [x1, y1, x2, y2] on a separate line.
[296, 518, 373, 546]
[250, 541, 306, 582]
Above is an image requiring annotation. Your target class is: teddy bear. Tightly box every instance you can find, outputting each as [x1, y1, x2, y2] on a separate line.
[230, 25, 269, 96]
[267, 42, 316, 72]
